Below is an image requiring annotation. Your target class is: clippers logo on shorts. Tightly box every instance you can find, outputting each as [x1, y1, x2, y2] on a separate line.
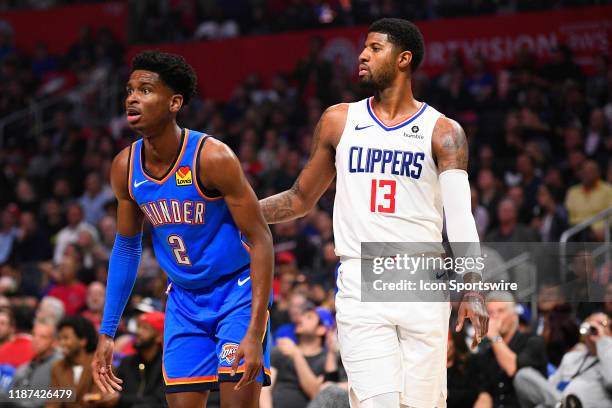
[175, 166, 193, 186]
[220, 343, 239, 364]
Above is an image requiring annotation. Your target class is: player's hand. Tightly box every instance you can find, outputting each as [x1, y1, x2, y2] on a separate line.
[277, 337, 300, 358]
[456, 293, 488, 348]
[232, 333, 263, 391]
[92, 334, 123, 394]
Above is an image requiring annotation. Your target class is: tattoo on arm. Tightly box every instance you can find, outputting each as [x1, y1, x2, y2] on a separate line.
[260, 182, 301, 223]
[436, 119, 468, 173]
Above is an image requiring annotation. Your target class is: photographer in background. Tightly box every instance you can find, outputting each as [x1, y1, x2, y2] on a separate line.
[514, 312, 612, 408]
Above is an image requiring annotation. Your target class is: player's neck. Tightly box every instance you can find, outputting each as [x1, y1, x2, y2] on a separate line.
[141, 123, 183, 166]
[371, 81, 419, 121]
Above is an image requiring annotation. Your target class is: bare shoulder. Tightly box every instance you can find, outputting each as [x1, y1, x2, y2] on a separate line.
[110, 146, 132, 197]
[199, 136, 241, 190]
[431, 116, 468, 173]
[319, 103, 349, 147]
[200, 136, 237, 167]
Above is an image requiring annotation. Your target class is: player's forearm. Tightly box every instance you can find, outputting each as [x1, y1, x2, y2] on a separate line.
[246, 229, 274, 339]
[260, 184, 306, 224]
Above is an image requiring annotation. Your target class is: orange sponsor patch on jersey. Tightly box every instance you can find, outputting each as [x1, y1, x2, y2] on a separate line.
[175, 166, 193, 186]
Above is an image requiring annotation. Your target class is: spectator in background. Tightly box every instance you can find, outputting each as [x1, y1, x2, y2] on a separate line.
[263, 305, 339, 408]
[477, 169, 503, 231]
[274, 292, 308, 345]
[80, 282, 104, 331]
[12, 211, 53, 263]
[485, 199, 539, 254]
[78, 173, 113, 226]
[47, 255, 87, 316]
[541, 304, 580, 370]
[447, 328, 480, 408]
[35, 297, 64, 327]
[514, 312, 612, 408]
[0, 204, 18, 264]
[530, 184, 568, 242]
[48, 316, 99, 408]
[52, 203, 98, 265]
[0, 307, 13, 348]
[471, 187, 489, 239]
[474, 291, 547, 408]
[7, 318, 62, 408]
[565, 160, 612, 241]
[102, 311, 166, 408]
[0, 305, 34, 369]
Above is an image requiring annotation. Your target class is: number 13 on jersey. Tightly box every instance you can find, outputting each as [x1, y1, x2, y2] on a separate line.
[370, 179, 396, 213]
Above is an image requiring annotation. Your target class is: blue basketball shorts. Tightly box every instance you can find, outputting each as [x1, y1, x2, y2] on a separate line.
[162, 267, 271, 393]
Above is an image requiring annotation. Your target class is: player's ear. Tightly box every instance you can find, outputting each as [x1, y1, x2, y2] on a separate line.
[169, 94, 184, 113]
[398, 50, 412, 71]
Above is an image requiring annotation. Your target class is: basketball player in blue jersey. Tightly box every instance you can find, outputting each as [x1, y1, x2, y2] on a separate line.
[261, 19, 488, 408]
[92, 51, 274, 408]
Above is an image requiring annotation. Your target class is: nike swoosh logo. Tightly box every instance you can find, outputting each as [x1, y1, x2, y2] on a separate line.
[133, 180, 148, 188]
[355, 124, 373, 131]
[237, 276, 251, 286]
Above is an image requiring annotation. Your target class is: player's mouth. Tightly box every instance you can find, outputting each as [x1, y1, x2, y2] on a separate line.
[358, 64, 370, 77]
[126, 108, 142, 123]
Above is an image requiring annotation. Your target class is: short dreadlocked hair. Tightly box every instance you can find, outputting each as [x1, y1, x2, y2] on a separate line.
[132, 50, 197, 105]
[368, 18, 425, 72]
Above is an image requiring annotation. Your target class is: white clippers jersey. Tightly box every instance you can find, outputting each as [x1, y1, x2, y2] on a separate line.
[333, 97, 444, 259]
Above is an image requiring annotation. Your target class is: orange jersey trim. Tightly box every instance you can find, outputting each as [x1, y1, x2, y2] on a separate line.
[162, 364, 218, 385]
[140, 129, 190, 185]
[127, 142, 136, 201]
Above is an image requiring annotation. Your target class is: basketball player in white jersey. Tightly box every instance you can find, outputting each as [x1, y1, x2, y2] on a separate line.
[260, 19, 488, 408]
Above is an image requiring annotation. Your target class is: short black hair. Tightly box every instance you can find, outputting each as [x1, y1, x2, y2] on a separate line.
[368, 18, 425, 72]
[132, 50, 197, 105]
[57, 316, 98, 353]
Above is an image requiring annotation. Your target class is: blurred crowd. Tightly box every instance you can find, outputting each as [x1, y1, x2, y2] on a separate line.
[0, 0, 611, 407]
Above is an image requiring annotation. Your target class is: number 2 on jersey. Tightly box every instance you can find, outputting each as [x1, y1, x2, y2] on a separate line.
[167, 234, 191, 265]
[370, 179, 396, 213]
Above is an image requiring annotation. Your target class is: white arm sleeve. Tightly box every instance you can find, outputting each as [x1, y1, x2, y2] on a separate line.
[439, 169, 482, 276]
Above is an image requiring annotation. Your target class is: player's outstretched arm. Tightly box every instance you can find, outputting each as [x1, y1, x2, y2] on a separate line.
[200, 138, 274, 390]
[93, 147, 144, 394]
[260, 104, 346, 223]
[432, 117, 488, 346]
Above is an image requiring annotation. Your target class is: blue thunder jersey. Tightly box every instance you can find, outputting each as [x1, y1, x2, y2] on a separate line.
[128, 128, 251, 290]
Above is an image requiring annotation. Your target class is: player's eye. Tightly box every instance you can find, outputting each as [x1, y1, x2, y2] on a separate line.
[142, 88, 151, 95]
[126, 88, 132, 95]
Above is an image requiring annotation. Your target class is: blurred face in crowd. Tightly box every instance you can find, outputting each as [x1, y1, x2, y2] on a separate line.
[84, 173, 101, 195]
[86, 282, 105, 313]
[507, 186, 524, 208]
[58, 326, 85, 362]
[486, 301, 517, 337]
[516, 154, 533, 178]
[497, 199, 517, 226]
[537, 284, 564, 313]
[572, 251, 594, 281]
[19, 212, 37, 234]
[0, 311, 14, 343]
[536, 185, 554, 209]
[288, 293, 307, 324]
[32, 322, 56, 359]
[358, 32, 404, 90]
[58, 256, 79, 284]
[295, 309, 325, 338]
[36, 298, 64, 324]
[477, 169, 496, 192]
[134, 321, 160, 351]
[125, 70, 181, 134]
[580, 160, 600, 187]
[66, 205, 83, 227]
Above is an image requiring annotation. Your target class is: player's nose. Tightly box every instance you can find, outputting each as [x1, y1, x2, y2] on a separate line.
[358, 48, 369, 63]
